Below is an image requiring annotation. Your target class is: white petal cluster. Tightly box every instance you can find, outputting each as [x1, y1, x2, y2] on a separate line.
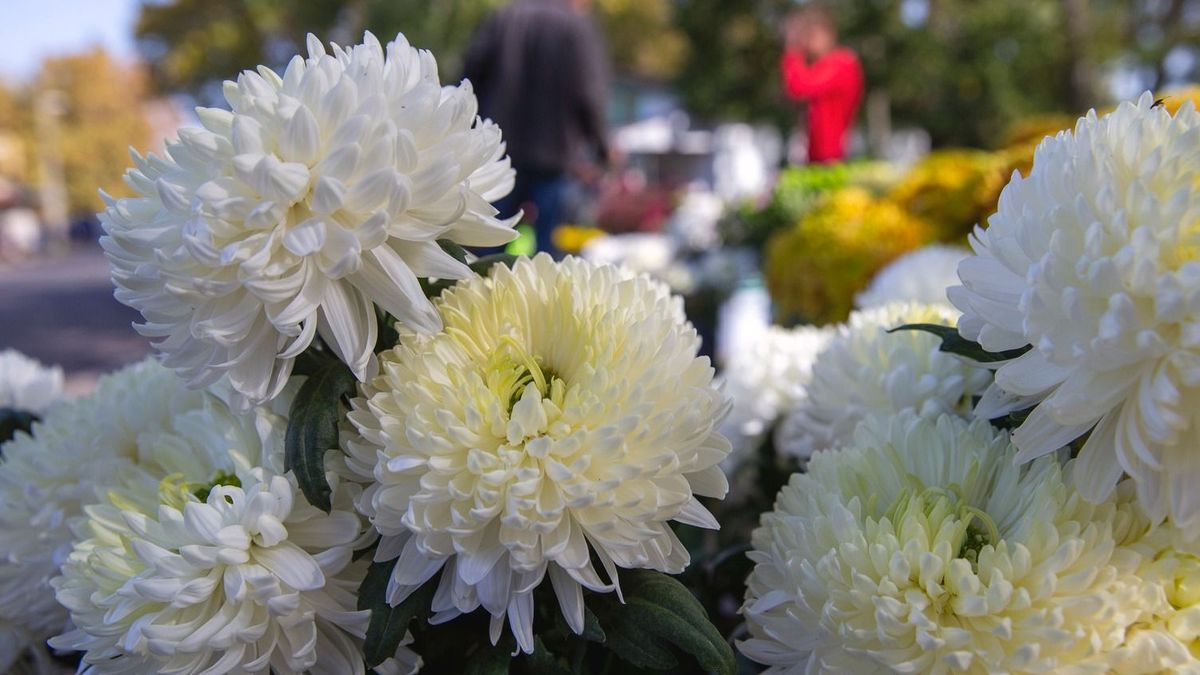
[774, 302, 992, 460]
[53, 471, 371, 675]
[343, 254, 731, 653]
[1107, 525, 1200, 673]
[48, 376, 418, 674]
[0, 359, 201, 671]
[950, 92, 1200, 535]
[719, 325, 831, 462]
[855, 244, 969, 309]
[740, 412, 1156, 673]
[0, 348, 64, 413]
[102, 31, 516, 406]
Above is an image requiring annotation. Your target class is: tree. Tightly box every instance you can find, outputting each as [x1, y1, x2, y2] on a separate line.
[0, 50, 152, 217]
[135, 0, 687, 104]
[672, 0, 1200, 148]
[37, 50, 153, 216]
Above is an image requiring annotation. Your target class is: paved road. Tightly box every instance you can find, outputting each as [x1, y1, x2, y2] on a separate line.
[0, 246, 151, 393]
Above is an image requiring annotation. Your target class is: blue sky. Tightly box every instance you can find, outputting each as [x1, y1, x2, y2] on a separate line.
[0, 0, 140, 81]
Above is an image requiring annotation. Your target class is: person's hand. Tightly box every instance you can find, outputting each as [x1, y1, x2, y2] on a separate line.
[784, 13, 808, 52]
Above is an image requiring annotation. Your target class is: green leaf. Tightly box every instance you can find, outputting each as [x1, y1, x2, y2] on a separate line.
[526, 636, 572, 675]
[359, 561, 439, 668]
[437, 239, 471, 264]
[469, 253, 521, 276]
[0, 408, 38, 446]
[291, 343, 335, 377]
[462, 632, 513, 675]
[988, 406, 1033, 430]
[592, 570, 736, 675]
[553, 603, 606, 645]
[375, 305, 399, 354]
[888, 323, 1032, 363]
[284, 360, 356, 512]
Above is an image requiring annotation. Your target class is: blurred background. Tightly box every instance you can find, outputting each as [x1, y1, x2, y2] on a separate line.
[1, 0, 1199, 393]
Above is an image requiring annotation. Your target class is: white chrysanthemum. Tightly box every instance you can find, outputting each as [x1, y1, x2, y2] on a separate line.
[0, 359, 203, 671]
[0, 348, 64, 413]
[48, 380, 419, 675]
[855, 244, 969, 309]
[774, 302, 992, 460]
[1103, 524, 1200, 674]
[740, 412, 1155, 673]
[52, 472, 377, 675]
[719, 325, 831, 462]
[343, 254, 731, 654]
[950, 92, 1200, 535]
[102, 31, 516, 406]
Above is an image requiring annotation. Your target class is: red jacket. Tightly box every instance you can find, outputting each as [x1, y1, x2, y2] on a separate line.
[781, 48, 864, 163]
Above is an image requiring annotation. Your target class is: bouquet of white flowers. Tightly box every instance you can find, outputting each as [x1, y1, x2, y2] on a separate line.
[4, 27, 1200, 675]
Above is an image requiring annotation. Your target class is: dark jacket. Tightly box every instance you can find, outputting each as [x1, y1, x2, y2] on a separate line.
[462, 0, 609, 173]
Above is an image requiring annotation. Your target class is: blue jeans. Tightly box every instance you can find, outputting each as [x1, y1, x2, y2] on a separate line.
[488, 168, 569, 258]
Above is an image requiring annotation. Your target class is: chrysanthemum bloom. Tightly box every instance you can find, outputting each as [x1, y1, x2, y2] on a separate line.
[343, 254, 731, 653]
[1104, 525, 1200, 673]
[855, 245, 969, 310]
[774, 302, 991, 460]
[719, 325, 831, 463]
[0, 348, 64, 413]
[0, 359, 201, 672]
[740, 412, 1154, 673]
[102, 31, 516, 406]
[950, 92, 1200, 535]
[49, 383, 420, 675]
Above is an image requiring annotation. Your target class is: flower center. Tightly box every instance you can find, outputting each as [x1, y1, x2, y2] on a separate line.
[193, 470, 242, 503]
[885, 485, 1001, 569]
[494, 335, 565, 420]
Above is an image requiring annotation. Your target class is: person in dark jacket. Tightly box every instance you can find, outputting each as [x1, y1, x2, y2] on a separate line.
[462, 0, 610, 257]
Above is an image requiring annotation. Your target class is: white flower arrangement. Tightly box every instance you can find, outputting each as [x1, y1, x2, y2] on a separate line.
[0, 359, 202, 671]
[951, 93, 1200, 537]
[102, 32, 516, 406]
[0, 349, 64, 413]
[718, 325, 831, 464]
[342, 254, 731, 654]
[774, 302, 992, 460]
[741, 412, 1161, 673]
[10, 22, 1200, 674]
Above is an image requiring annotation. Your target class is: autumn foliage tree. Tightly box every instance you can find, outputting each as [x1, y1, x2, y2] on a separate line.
[0, 49, 152, 217]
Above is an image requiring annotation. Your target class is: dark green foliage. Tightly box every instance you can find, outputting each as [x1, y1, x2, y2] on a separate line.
[0, 408, 38, 447]
[590, 571, 736, 675]
[888, 323, 1031, 363]
[283, 359, 357, 512]
[359, 562, 440, 668]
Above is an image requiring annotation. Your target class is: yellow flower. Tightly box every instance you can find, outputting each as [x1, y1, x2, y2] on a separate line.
[764, 187, 934, 324]
[887, 150, 1009, 242]
[551, 224, 606, 254]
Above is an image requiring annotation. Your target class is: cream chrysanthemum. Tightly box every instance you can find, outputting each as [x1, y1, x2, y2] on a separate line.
[0, 359, 202, 671]
[48, 380, 420, 675]
[102, 31, 516, 405]
[740, 412, 1154, 673]
[774, 302, 991, 460]
[343, 254, 731, 653]
[0, 348, 64, 413]
[855, 244, 969, 309]
[1104, 525, 1200, 674]
[719, 325, 831, 463]
[950, 93, 1200, 535]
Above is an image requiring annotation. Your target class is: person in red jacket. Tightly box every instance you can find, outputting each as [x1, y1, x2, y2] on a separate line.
[780, 5, 864, 163]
